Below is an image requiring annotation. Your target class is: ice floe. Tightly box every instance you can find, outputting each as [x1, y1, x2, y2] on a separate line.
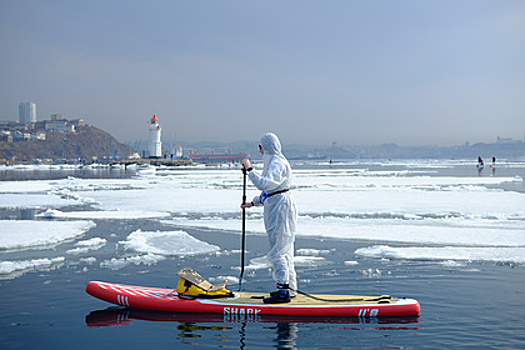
[38, 209, 170, 220]
[0, 181, 55, 193]
[79, 257, 97, 264]
[237, 254, 328, 271]
[354, 245, 525, 264]
[100, 253, 166, 270]
[296, 248, 333, 256]
[295, 256, 328, 266]
[1, 161, 524, 272]
[119, 230, 220, 256]
[0, 220, 96, 251]
[66, 237, 107, 255]
[166, 216, 525, 247]
[0, 257, 65, 278]
[0, 193, 79, 209]
[209, 275, 240, 285]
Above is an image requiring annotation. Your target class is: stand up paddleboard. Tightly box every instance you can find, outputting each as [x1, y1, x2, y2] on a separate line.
[86, 281, 420, 317]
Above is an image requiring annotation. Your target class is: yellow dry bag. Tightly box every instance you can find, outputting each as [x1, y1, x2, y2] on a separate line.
[176, 267, 233, 298]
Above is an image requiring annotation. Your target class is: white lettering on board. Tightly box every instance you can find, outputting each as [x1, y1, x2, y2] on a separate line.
[224, 307, 261, 316]
[358, 308, 379, 317]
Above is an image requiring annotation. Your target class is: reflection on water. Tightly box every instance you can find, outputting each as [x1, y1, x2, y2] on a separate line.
[21, 208, 37, 220]
[0, 208, 38, 220]
[86, 307, 422, 328]
[177, 322, 232, 337]
[271, 323, 298, 349]
[0, 166, 136, 181]
[86, 307, 420, 349]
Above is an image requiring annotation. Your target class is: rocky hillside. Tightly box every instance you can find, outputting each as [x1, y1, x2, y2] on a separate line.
[0, 125, 134, 162]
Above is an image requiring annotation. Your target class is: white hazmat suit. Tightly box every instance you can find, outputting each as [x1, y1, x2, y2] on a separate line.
[247, 133, 298, 295]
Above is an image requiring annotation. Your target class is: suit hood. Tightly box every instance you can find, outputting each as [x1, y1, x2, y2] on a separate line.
[260, 132, 282, 156]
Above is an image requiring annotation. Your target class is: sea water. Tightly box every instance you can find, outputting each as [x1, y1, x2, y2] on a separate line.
[0, 159, 524, 349]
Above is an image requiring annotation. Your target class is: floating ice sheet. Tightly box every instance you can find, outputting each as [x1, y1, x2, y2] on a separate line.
[74, 237, 106, 247]
[1, 163, 524, 268]
[164, 216, 525, 247]
[119, 229, 220, 256]
[295, 256, 328, 266]
[0, 257, 65, 278]
[209, 275, 240, 285]
[355, 245, 525, 264]
[0, 193, 79, 209]
[79, 257, 97, 264]
[0, 220, 96, 251]
[0, 181, 55, 193]
[100, 253, 166, 270]
[296, 248, 333, 256]
[38, 209, 170, 220]
[66, 237, 107, 255]
[237, 255, 328, 271]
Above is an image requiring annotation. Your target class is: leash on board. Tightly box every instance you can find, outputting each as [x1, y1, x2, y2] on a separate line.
[250, 289, 392, 303]
[293, 289, 392, 303]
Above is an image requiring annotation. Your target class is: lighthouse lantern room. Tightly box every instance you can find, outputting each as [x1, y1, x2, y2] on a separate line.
[148, 115, 162, 158]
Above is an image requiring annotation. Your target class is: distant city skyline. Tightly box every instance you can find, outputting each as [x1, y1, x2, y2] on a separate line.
[4, 100, 524, 147]
[1, 1, 524, 146]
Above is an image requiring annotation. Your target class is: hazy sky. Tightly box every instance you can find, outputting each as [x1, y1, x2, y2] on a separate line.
[1, 0, 524, 146]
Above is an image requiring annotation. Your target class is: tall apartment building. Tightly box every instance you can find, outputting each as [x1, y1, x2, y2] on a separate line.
[19, 102, 37, 125]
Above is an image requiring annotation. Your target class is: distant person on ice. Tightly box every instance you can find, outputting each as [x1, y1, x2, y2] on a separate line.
[478, 156, 484, 168]
[241, 132, 298, 304]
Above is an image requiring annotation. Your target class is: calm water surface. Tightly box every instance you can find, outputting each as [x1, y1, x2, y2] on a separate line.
[1, 225, 524, 349]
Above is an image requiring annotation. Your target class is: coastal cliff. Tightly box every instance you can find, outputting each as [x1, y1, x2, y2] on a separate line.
[0, 125, 133, 162]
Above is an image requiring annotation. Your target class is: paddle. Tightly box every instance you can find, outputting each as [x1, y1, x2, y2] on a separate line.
[239, 166, 247, 290]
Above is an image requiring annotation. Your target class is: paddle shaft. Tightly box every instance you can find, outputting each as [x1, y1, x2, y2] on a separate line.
[239, 168, 247, 288]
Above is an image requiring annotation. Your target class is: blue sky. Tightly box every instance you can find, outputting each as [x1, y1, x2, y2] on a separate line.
[1, 0, 524, 146]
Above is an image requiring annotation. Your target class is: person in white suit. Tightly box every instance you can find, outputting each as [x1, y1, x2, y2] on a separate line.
[241, 132, 298, 304]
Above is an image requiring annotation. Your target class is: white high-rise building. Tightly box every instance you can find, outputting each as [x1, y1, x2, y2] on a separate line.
[19, 102, 37, 125]
[148, 115, 162, 158]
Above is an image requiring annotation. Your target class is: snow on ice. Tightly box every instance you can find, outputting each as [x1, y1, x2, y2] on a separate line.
[0, 220, 96, 251]
[66, 237, 107, 255]
[355, 245, 525, 264]
[120, 229, 220, 256]
[0, 257, 65, 277]
[38, 209, 170, 220]
[0, 161, 524, 279]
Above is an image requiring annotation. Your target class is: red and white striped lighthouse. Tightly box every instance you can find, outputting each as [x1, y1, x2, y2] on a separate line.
[148, 115, 162, 158]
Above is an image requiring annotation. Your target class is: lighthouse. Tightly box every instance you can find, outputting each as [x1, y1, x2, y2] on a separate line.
[148, 115, 162, 158]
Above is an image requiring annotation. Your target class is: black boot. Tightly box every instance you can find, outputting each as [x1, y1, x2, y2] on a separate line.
[264, 284, 291, 304]
[270, 290, 296, 299]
